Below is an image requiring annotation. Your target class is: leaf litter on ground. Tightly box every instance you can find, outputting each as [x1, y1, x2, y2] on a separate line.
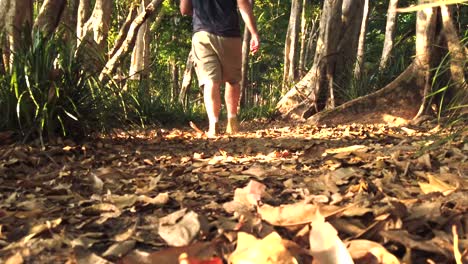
[0, 120, 466, 264]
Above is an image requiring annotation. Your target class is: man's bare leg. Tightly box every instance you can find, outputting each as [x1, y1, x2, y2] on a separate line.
[203, 80, 221, 137]
[225, 82, 240, 134]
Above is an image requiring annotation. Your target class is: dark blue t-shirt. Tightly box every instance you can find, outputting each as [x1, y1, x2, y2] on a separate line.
[192, 0, 241, 37]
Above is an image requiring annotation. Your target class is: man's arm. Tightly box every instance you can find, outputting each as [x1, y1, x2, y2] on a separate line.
[180, 0, 193, 16]
[237, 0, 260, 54]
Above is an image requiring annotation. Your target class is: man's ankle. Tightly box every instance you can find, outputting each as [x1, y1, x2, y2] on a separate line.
[207, 122, 218, 137]
[226, 117, 239, 134]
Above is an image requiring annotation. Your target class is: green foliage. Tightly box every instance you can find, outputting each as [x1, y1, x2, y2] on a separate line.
[0, 29, 144, 143]
[428, 36, 468, 125]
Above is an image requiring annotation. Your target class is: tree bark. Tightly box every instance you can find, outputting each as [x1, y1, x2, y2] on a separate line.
[179, 51, 195, 109]
[33, 0, 67, 36]
[60, 0, 80, 42]
[276, 0, 343, 118]
[1, 0, 33, 69]
[81, 0, 113, 51]
[354, 0, 369, 79]
[109, 3, 139, 58]
[171, 60, 180, 102]
[379, 0, 399, 70]
[440, 4, 467, 101]
[307, 63, 422, 125]
[241, 10, 252, 107]
[77, 0, 91, 42]
[414, 6, 438, 118]
[129, 0, 151, 79]
[334, 0, 365, 102]
[282, 0, 303, 92]
[99, 0, 165, 83]
[298, 0, 308, 78]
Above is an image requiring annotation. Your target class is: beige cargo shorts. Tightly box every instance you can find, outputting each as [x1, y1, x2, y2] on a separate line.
[192, 31, 242, 87]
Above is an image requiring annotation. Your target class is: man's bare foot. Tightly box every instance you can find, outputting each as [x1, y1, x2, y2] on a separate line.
[226, 117, 239, 134]
[206, 122, 218, 138]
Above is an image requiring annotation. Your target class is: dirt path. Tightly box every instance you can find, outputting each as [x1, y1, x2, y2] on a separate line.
[0, 120, 466, 263]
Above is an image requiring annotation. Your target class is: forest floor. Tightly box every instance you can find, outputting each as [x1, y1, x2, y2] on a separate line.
[0, 120, 467, 264]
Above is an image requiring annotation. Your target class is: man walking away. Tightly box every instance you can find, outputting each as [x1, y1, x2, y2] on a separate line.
[180, 0, 260, 137]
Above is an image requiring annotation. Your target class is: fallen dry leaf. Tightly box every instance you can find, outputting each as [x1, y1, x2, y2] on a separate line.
[229, 232, 298, 264]
[346, 239, 400, 264]
[120, 241, 218, 264]
[418, 173, 457, 196]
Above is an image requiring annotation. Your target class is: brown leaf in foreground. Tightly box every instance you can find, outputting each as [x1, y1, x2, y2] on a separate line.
[309, 210, 353, 264]
[258, 202, 344, 226]
[120, 241, 218, 264]
[346, 239, 400, 264]
[229, 232, 298, 264]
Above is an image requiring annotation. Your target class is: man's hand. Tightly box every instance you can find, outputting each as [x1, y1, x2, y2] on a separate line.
[250, 34, 260, 54]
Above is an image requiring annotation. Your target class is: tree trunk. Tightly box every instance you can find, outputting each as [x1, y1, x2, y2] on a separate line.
[277, 1, 460, 126]
[77, 0, 91, 42]
[109, 3, 139, 58]
[414, 6, 438, 118]
[171, 60, 180, 102]
[379, 0, 399, 70]
[298, 0, 308, 78]
[306, 7, 441, 125]
[304, 14, 319, 73]
[60, 0, 80, 43]
[1, 0, 33, 70]
[33, 0, 67, 36]
[334, 0, 365, 103]
[353, 0, 369, 79]
[81, 0, 113, 51]
[276, 0, 343, 118]
[179, 51, 195, 109]
[129, 0, 151, 80]
[99, 0, 165, 83]
[282, 0, 303, 92]
[440, 4, 467, 98]
[241, 12, 252, 107]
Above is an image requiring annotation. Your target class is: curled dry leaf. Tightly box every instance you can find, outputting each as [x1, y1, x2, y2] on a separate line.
[258, 202, 344, 226]
[229, 232, 298, 264]
[233, 180, 266, 207]
[346, 239, 400, 264]
[418, 173, 457, 196]
[158, 211, 202, 247]
[309, 210, 353, 264]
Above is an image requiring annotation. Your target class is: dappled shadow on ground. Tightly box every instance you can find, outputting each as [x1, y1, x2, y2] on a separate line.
[0, 120, 466, 263]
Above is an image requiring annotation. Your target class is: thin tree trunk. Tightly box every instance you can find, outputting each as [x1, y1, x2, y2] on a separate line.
[129, 0, 151, 79]
[99, 0, 165, 83]
[77, 0, 91, 42]
[82, 0, 113, 51]
[440, 4, 467, 95]
[179, 51, 195, 109]
[298, 0, 308, 78]
[354, 0, 369, 79]
[304, 14, 319, 71]
[110, 3, 138, 58]
[282, 0, 302, 92]
[1, 0, 33, 69]
[60, 0, 80, 43]
[171, 60, 180, 102]
[33, 0, 67, 36]
[414, 6, 437, 118]
[276, 0, 343, 118]
[334, 0, 365, 102]
[241, 14, 252, 107]
[379, 0, 399, 70]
